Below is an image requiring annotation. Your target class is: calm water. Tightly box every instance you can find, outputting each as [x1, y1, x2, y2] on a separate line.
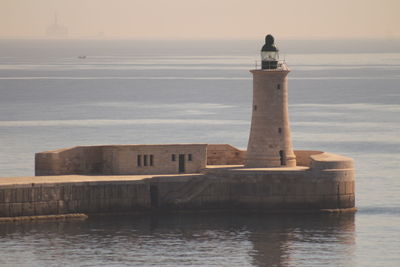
[0, 39, 399, 266]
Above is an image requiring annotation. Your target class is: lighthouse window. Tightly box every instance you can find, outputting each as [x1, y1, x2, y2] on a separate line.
[278, 128, 282, 134]
[254, 105, 257, 111]
[277, 84, 281, 89]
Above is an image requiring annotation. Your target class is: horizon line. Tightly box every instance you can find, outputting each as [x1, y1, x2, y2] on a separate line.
[1, 36, 400, 41]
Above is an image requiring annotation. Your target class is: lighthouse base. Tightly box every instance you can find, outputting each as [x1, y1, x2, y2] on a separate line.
[244, 156, 297, 168]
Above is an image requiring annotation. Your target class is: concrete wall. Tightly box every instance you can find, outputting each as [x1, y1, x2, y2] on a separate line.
[36, 144, 207, 176]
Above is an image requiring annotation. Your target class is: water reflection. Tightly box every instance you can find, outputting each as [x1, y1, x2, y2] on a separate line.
[0, 213, 355, 266]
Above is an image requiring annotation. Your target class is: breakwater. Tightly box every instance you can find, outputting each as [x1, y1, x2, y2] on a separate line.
[0, 151, 355, 218]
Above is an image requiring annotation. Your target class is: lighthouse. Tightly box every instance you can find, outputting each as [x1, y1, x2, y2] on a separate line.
[29, 34, 355, 217]
[245, 35, 296, 168]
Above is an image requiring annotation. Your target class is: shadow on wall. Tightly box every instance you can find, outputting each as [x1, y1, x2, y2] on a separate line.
[35, 144, 329, 176]
[35, 144, 207, 176]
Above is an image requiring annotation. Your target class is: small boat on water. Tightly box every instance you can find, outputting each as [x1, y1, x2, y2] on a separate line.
[77, 55, 87, 59]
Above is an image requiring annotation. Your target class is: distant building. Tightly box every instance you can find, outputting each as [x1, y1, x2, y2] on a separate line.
[46, 13, 68, 38]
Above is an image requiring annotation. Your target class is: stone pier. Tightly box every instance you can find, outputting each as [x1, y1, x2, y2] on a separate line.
[0, 150, 355, 218]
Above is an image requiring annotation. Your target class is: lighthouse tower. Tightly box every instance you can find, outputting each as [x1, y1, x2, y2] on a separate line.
[245, 35, 296, 168]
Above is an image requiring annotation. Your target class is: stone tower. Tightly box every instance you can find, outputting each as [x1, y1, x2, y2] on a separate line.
[245, 35, 296, 168]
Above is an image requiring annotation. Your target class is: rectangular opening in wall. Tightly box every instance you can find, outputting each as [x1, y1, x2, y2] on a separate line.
[144, 155, 148, 166]
[278, 128, 282, 134]
[179, 154, 185, 173]
[150, 155, 154, 166]
[279, 150, 287, 166]
[277, 84, 281, 89]
[172, 154, 176, 161]
[137, 155, 141, 167]
[188, 154, 192, 161]
[254, 105, 257, 111]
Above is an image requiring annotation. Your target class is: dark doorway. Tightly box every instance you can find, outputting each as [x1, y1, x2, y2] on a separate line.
[179, 154, 185, 173]
[279, 150, 287, 166]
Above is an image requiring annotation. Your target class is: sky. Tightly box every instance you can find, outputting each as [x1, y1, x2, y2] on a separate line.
[1, 0, 399, 39]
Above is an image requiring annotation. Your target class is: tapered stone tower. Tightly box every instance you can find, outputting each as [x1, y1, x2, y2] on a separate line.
[245, 35, 296, 167]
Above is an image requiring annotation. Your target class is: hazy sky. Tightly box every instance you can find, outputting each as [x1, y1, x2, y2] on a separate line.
[1, 0, 399, 39]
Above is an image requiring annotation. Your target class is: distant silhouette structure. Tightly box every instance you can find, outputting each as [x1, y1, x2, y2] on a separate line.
[46, 13, 68, 38]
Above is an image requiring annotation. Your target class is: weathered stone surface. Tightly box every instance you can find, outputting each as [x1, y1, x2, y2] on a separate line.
[246, 68, 296, 168]
[1, 148, 355, 217]
[207, 144, 246, 165]
[35, 144, 207, 176]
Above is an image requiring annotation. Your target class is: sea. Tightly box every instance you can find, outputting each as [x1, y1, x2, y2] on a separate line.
[0, 39, 399, 266]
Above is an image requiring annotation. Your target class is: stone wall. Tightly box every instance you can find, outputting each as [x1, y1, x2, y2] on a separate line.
[154, 152, 355, 211]
[0, 151, 355, 217]
[207, 144, 246, 165]
[0, 180, 150, 217]
[35, 143, 333, 176]
[0, 147, 356, 218]
[36, 144, 207, 176]
[35, 146, 103, 176]
[294, 150, 324, 167]
[205, 146, 326, 168]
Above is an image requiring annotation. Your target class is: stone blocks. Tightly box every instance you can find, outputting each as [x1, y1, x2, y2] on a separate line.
[35, 144, 207, 176]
